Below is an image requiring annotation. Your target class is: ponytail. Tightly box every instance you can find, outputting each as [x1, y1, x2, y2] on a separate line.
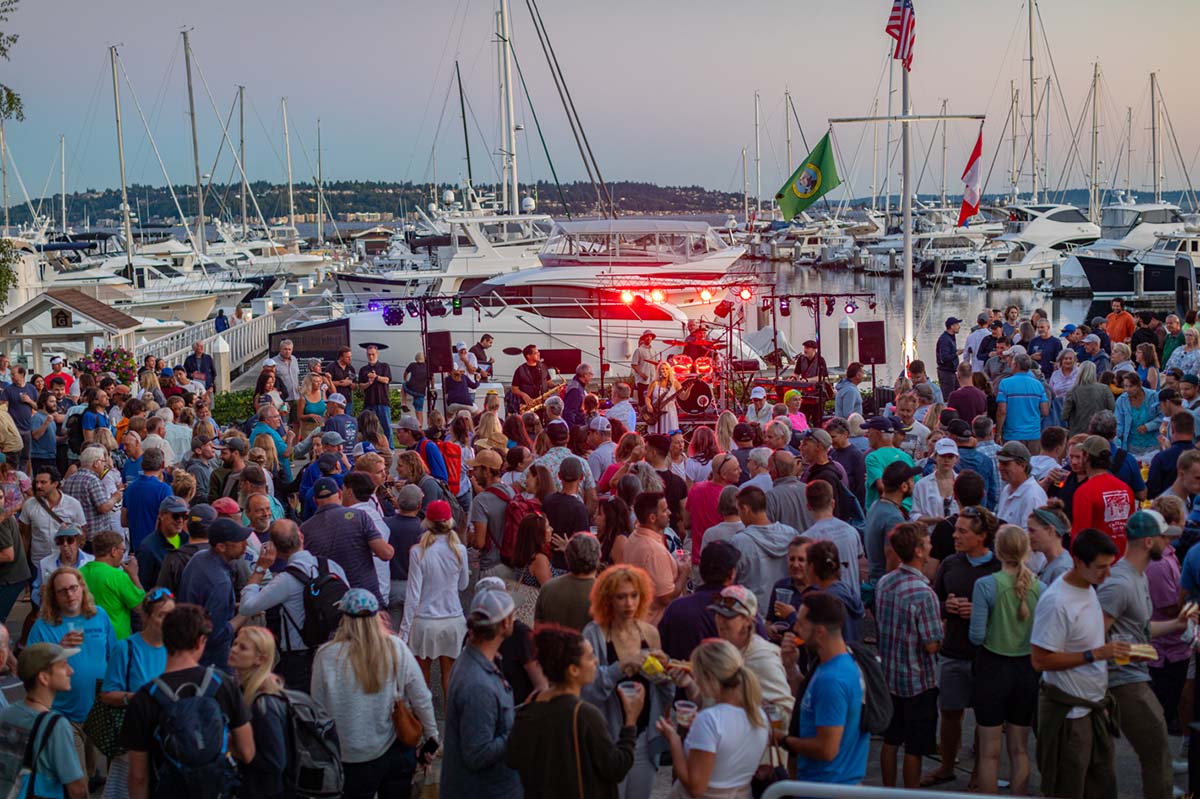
[735, 666, 766, 728]
[995, 525, 1035, 621]
[690, 639, 765, 728]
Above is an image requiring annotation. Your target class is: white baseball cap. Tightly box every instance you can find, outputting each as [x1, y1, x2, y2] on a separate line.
[750, 386, 767, 400]
[455, 341, 468, 351]
[934, 438, 960, 457]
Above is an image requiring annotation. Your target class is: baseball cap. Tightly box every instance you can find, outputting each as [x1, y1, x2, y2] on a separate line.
[862, 416, 895, 432]
[50, 356, 63, 365]
[1126, 509, 1168, 540]
[188, 504, 218, 536]
[1185, 374, 1200, 387]
[426, 500, 453, 522]
[208, 518, 252, 545]
[191, 435, 212, 451]
[397, 415, 421, 432]
[945, 316, 963, 328]
[337, 588, 379, 617]
[264, 358, 277, 367]
[320, 431, 346, 447]
[211, 497, 241, 516]
[470, 583, 516, 624]
[881, 461, 921, 490]
[312, 477, 340, 500]
[1082, 334, 1101, 345]
[707, 585, 758, 619]
[1007, 344, 1027, 358]
[989, 320, 1004, 329]
[327, 393, 347, 406]
[158, 496, 189, 515]
[397, 484, 424, 512]
[223, 436, 248, 455]
[914, 382, 935, 401]
[558, 457, 584, 482]
[1091, 316, 1107, 327]
[1061, 323, 1077, 334]
[749, 386, 767, 400]
[54, 525, 83, 541]
[733, 422, 755, 441]
[1079, 435, 1111, 458]
[160, 367, 174, 378]
[317, 452, 341, 474]
[588, 416, 612, 432]
[799, 428, 833, 449]
[997, 441, 1031, 463]
[18, 643, 79, 683]
[469, 449, 503, 471]
[934, 438, 960, 457]
[802, 339, 818, 349]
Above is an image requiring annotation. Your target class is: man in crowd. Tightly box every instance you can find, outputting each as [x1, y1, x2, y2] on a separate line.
[20, 465, 86, 566]
[1028, 317, 1064, 378]
[326, 347, 356, 416]
[357, 343, 393, 445]
[946, 363, 988, 426]
[301, 477, 393, 603]
[543, 457, 590, 539]
[996, 353, 1049, 451]
[586, 416, 616, 481]
[624, 492, 690, 623]
[180, 436, 216, 504]
[123, 448, 173, 550]
[658, 541, 743, 661]
[79, 530, 143, 641]
[963, 312, 992, 371]
[562, 363, 593, 427]
[4, 365, 39, 469]
[834, 363, 864, 419]
[936, 316, 962, 390]
[746, 385, 774, 425]
[863, 461, 915, 583]
[1072, 435, 1136, 558]
[177, 518, 250, 670]
[607, 382, 637, 432]
[766, 450, 812, 534]
[864, 417, 913, 511]
[534, 533, 599, 632]
[996, 441, 1049, 525]
[802, 480, 864, 601]
[183, 342, 215, 391]
[1083, 334, 1112, 374]
[1148, 411, 1196, 496]
[731, 486, 797, 610]
[1108, 298, 1136, 344]
[209, 435, 247, 501]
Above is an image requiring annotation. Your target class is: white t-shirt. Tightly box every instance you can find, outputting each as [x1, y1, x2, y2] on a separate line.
[685, 457, 713, 484]
[1030, 577, 1107, 719]
[684, 703, 769, 789]
[18, 493, 86, 563]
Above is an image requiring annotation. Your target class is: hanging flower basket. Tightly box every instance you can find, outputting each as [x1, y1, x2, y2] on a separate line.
[74, 347, 138, 386]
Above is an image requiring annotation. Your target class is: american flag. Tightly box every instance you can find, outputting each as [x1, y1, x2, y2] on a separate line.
[885, 0, 916, 71]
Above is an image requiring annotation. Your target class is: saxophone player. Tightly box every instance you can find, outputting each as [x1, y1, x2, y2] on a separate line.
[511, 344, 550, 409]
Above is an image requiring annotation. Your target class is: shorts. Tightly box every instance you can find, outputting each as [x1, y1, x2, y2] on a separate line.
[937, 655, 974, 711]
[405, 390, 426, 412]
[883, 688, 939, 755]
[972, 648, 1039, 727]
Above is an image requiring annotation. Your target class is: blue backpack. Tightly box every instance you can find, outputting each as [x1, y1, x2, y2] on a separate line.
[149, 667, 237, 799]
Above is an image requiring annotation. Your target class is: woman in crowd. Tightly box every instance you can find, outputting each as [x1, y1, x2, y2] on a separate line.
[1136, 342, 1161, 390]
[313, 588, 437, 799]
[655, 639, 768, 799]
[525, 464, 554, 505]
[138, 371, 165, 406]
[970, 372, 997, 419]
[170, 470, 196, 504]
[475, 411, 507, 453]
[1111, 343, 1136, 375]
[355, 410, 392, 458]
[298, 372, 328, 439]
[910, 438, 960, 522]
[509, 512, 563, 625]
[968, 524, 1042, 796]
[98, 588, 174, 799]
[684, 426, 719, 486]
[506, 624, 641, 798]
[522, 412, 544, 448]
[645, 362, 681, 436]
[595, 498, 633, 567]
[801, 540, 864, 644]
[449, 414, 475, 507]
[782, 390, 810, 432]
[666, 431, 688, 481]
[253, 371, 286, 413]
[1115, 371, 1161, 458]
[504, 414, 534, 450]
[502, 447, 532, 493]
[251, 434, 282, 489]
[1062, 362, 1114, 436]
[616, 476, 643, 530]
[229, 626, 290, 799]
[1047, 348, 1078, 427]
[715, 411, 737, 453]
[1167, 327, 1200, 375]
[598, 433, 646, 494]
[581, 565, 679, 799]
[400, 500, 469, 698]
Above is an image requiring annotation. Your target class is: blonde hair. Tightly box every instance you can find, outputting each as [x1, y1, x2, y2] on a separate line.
[716, 411, 738, 452]
[252, 434, 280, 473]
[93, 427, 117, 453]
[195, 419, 217, 440]
[476, 412, 506, 451]
[40, 567, 97, 625]
[171, 469, 196, 503]
[1153, 494, 1187, 527]
[324, 613, 397, 695]
[995, 525, 1035, 621]
[235, 626, 282, 705]
[690, 638, 765, 728]
[418, 517, 464, 566]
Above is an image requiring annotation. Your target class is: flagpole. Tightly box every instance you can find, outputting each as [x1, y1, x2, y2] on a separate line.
[901, 68, 915, 367]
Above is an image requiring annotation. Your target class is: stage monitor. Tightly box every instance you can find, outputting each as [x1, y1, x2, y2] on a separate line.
[425, 331, 453, 373]
[857, 321, 887, 365]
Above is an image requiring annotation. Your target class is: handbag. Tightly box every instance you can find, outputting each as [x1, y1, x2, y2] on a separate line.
[390, 646, 423, 748]
[749, 719, 787, 799]
[83, 661, 129, 760]
[571, 700, 584, 799]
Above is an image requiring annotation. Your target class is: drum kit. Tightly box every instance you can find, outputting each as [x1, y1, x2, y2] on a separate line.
[661, 338, 725, 415]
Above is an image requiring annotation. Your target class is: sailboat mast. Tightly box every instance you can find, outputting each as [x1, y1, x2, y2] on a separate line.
[885, 58, 893, 219]
[182, 30, 205, 254]
[239, 85, 247, 237]
[870, 98, 878, 210]
[495, 11, 507, 213]
[499, 0, 518, 212]
[456, 61, 473, 195]
[785, 88, 792, 174]
[939, 99, 947, 209]
[60, 135, 66, 234]
[282, 97, 296, 235]
[0, 119, 7, 235]
[110, 46, 134, 279]
[316, 118, 323, 244]
[1028, 0, 1038, 202]
[901, 69, 914, 365]
[1089, 62, 1100, 224]
[754, 91, 762, 217]
[741, 147, 748, 224]
[1151, 72, 1161, 203]
[1125, 106, 1133, 195]
[1009, 82, 1018, 202]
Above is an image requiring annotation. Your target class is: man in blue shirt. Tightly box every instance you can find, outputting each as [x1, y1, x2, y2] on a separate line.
[119, 432, 143, 484]
[249, 405, 295, 482]
[122, 447, 172, 550]
[1027, 318, 1064, 378]
[781, 592, 869, 788]
[183, 341, 216, 390]
[320, 394, 357, 456]
[178, 518, 249, 671]
[834, 363, 864, 420]
[136, 496, 190, 589]
[995, 353, 1049, 453]
[4, 365, 39, 468]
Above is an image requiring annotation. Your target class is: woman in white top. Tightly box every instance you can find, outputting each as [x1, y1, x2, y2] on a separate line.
[684, 426, 719, 487]
[655, 639, 768, 799]
[312, 588, 437, 799]
[401, 499, 470, 698]
[911, 437, 961, 521]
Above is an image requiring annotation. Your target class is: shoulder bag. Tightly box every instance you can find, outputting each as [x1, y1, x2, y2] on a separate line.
[390, 643, 423, 748]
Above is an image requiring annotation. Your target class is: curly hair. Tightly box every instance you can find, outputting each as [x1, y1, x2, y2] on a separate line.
[40, 566, 97, 625]
[532, 623, 588, 684]
[589, 565, 653, 629]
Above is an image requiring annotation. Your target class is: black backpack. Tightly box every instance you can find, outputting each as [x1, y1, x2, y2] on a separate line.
[266, 690, 343, 798]
[277, 558, 348, 650]
[847, 643, 893, 735]
[148, 667, 236, 799]
[66, 414, 85, 455]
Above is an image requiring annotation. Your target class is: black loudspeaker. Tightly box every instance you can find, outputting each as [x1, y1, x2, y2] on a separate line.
[425, 331, 453, 373]
[857, 321, 887, 365]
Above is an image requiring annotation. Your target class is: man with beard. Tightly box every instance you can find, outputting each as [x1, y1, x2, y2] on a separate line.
[208, 436, 248, 501]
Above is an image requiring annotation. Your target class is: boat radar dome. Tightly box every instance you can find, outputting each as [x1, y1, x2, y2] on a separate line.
[521, 196, 536, 213]
[443, 189, 456, 206]
[427, 202, 438, 214]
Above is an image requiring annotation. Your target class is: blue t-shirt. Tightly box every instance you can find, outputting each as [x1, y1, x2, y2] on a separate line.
[792, 652, 869, 787]
[996, 372, 1048, 441]
[102, 633, 167, 694]
[121, 454, 143, 484]
[250, 422, 292, 482]
[177, 549, 236, 670]
[124, 475, 173, 550]
[3, 383, 37, 430]
[27, 608, 117, 722]
[29, 412, 56, 460]
[0, 702, 84, 797]
[82, 409, 113, 436]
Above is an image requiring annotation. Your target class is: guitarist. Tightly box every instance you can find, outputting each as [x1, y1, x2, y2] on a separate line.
[510, 344, 550, 412]
[644, 362, 682, 435]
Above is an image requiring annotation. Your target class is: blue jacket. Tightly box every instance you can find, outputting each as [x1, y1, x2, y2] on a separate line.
[441, 645, 522, 799]
[936, 331, 958, 372]
[957, 445, 1001, 512]
[137, 528, 190, 589]
[183, 353, 216, 389]
[299, 462, 345, 519]
[834, 379, 862, 419]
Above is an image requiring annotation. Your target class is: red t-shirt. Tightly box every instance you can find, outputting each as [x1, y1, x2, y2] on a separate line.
[1071, 472, 1135, 559]
[684, 480, 725, 564]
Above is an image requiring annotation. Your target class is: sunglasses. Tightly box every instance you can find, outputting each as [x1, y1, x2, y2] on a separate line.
[146, 587, 174, 603]
[171, 512, 190, 520]
[712, 594, 751, 615]
[960, 506, 984, 519]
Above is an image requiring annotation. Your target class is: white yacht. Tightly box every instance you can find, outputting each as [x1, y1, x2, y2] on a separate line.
[1064, 200, 1192, 295]
[864, 231, 985, 276]
[207, 221, 328, 281]
[962, 203, 1099, 285]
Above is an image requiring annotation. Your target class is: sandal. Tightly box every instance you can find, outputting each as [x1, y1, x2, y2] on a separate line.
[919, 772, 957, 788]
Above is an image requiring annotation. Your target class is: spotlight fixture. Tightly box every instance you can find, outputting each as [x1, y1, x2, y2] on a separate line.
[699, 289, 713, 302]
[427, 300, 447, 317]
[844, 300, 858, 315]
[650, 289, 665, 303]
[367, 300, 381, 312]
[868, 300, 878, 312]
[620, 290, 635, 304]
[761, 296, 772, 312]
[824, 297, 835, 317]
[714, 299, 734, 318]
[405, 301, 420, 317]
[383, 305, 405, 326]
[779, 297, 791, 317]
[738, 288, 753, 302]
[452, 296, 464, 315]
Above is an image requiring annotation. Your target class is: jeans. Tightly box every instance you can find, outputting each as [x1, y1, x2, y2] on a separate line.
[368, 404, 393, 446]
[0, 581, 24, 625]
[617, 729, 657, 799]
[342, 739, 415, 799]
[1112, 681, 1173, 799]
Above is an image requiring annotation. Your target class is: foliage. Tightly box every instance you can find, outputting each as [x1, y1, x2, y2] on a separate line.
[0, 0, 22, 123]
[75, 346, 138, 385]
[212, 389, 256, 426]
[0, 238, 18, 312]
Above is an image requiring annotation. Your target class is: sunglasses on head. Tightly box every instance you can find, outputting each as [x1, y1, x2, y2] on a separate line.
[146, 587, 174, 603]
[712, 594, 750, 614]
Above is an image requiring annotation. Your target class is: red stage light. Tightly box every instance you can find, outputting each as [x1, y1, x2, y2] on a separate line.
[699, 289, 714, 302]
[620, 290, 635, 304]
[650, 289, 665, 303]
[738, 288, 753, 301]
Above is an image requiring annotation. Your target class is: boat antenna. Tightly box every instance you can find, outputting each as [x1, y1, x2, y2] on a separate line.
[455, 61, 474, 204]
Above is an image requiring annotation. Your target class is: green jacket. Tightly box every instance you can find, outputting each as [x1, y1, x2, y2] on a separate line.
[1036, 681, 1120, 797]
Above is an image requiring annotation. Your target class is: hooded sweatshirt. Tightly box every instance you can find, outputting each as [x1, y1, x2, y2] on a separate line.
[731, 521, 799, 609]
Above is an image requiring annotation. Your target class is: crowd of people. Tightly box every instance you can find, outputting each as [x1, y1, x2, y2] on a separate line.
[0, 298, 1197, 798]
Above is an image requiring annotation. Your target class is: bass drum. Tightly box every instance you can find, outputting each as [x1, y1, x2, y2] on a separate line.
[676, 377, 714, 414]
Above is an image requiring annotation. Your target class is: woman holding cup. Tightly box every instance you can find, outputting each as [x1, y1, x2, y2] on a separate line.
[582, 565, 681, 799]
[654, 639, 768, 799]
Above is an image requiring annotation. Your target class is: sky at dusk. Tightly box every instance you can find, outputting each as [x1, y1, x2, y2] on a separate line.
[4, 0, 1198, 210]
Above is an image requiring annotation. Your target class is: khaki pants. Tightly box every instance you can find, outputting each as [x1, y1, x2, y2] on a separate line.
[1112, 681, 1174, 799]
[1036, 696, 1116, 799]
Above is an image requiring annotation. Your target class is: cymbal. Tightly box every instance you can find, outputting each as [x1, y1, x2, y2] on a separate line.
[661, 339, 689, 347]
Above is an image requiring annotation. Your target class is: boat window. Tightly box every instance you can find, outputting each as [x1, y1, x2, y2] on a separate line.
[1141, 208, 1184, 225]
[1155, 239, 1182, 252]
[153, 264, 183, 278]
[1100, 208, 1140, 237]
[659, 234, 689, 257]
[616, 233, 657, 258]
[1048, 208, 1088, 224]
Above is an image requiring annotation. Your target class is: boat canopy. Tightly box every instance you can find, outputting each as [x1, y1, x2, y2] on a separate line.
[35, 242, 93, 252]
[552, 219, 715, 235]
[542, 219, 730, 262]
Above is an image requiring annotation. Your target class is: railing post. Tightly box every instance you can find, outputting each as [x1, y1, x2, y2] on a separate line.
[211, 334, 231, 393]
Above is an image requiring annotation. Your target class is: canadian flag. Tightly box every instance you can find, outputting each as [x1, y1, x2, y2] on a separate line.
[957, 128, 983, 227]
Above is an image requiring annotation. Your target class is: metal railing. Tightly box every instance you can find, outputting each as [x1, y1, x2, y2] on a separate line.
[761, 782, 1003, 799]
[136, 312, 279, 375]
[134, 319, 216, 361]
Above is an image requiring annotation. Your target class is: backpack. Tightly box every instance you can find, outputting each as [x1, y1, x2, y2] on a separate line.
[488, 485, 542, 566]
[0, 710, 61, 799]
[271, 557, 348, 650]
[269, 690, 343, 798]
[848, 644, 893, 735]
[149, 667, 237, 799]
[436, 440, 464, 495]
[66, 413, 85, 455]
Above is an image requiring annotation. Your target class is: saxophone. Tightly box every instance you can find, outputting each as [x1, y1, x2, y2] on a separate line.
[520, 377, 567, 414]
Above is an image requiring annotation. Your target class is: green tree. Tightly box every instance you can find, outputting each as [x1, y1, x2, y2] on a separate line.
[0, 238, 20, 311]
[0, 0, 21, 123]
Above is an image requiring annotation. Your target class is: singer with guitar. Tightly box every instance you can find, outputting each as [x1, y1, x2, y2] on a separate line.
[645, 362, 681, 435]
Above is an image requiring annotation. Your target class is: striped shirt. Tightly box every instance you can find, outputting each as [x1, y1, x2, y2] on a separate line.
[875, 564, 943, 697]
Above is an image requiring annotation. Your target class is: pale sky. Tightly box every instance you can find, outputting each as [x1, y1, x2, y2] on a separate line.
[5, 0, 1198, 208]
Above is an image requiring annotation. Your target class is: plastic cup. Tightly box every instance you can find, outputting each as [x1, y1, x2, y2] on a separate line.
[617, 681, 640, 702]
[673, 700, 698, 734]
[776, 588, 794, 608]
[764, 704, 786, 733]
[1111, 633, 1133, 666]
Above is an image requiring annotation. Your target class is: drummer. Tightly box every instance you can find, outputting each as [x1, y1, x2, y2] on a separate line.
[792, 339, 829, 385]
[683, 320, 716, 360]
[632, 330, 659, 407]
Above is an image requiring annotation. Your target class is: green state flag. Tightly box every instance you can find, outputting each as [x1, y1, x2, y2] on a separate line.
[775, 132, 841, 220]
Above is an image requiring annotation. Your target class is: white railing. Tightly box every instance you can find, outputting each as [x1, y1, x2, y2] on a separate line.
[140, 312, 279, 375]
[134, 319, 216, 361]
[762, 782, 1002, 799]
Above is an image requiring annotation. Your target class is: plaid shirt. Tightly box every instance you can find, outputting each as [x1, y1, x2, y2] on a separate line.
[875, 564, 943, 697]
[61, 469, 109, 538]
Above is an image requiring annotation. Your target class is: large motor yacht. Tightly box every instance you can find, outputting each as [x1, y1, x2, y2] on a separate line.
[1062, 199, 1190, 295]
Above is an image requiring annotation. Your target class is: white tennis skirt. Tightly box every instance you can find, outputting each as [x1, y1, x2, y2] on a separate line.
[409, 615, 468, 660]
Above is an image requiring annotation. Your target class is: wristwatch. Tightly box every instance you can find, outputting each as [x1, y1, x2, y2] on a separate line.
[1083, 649, 1095, 664]
[253, 565, 269, 576]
